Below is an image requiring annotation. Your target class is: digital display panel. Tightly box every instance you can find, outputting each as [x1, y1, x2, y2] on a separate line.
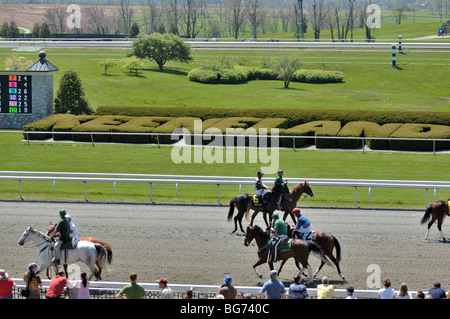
[0, 75, 32, 113]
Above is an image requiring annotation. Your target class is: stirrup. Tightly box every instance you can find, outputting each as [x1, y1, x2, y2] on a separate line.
[52, 258, 60, 265]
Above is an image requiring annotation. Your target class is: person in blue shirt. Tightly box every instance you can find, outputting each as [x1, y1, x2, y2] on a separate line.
[288, 274, 308, 299]
[292, 207, 313, 242]
[259, 270, 286, 299]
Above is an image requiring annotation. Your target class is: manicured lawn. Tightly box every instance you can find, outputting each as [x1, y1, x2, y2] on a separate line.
[0, 131, 448, 208]
[1, 47, 448, 111]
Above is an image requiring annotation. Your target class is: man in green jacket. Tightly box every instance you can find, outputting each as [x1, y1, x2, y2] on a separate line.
[52, 209, 71, 265]
[274, 170, 289, 210]
[270, 212, 288, 262]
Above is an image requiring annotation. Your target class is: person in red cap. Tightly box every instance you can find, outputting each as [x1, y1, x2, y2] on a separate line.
[292, 207, 313, 242]
[157, 277, 174, 299]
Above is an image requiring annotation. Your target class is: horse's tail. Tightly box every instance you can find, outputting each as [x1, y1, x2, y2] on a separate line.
[227, 197, 237, 221]
[331, 235, 341, 263]
[421, 206, 433, 225]
[94, 243, 109, 271]
[307, 241, 332, 266]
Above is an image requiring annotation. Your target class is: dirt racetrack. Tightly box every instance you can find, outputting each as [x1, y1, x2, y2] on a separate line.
[1, 200, 449, 292]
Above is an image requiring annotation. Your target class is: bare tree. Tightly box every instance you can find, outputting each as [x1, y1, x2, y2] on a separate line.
[167, 0, 181, 34]
[117, 0, 134, 34]
[85, 2, 114, 34]
[247, 0, 263, 39]
[44, 6, 66, 34]
[226, 0, 249, 39]
[181, 0, 204, 38]
[142, 0, 168, 34]
[309, 0, 327, 39]
[392, 2, 409, 24]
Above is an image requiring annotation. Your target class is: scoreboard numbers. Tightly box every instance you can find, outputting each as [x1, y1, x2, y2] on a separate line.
[0, 75, 32, 114]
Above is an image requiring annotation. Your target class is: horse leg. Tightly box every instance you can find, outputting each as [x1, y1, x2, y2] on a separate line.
[437, 218, 446, 242]
[250, 211, 258, 227]
[426, 217, 436, 240]
[232, 211, 243, 234]
[277, 260, 286, 275]
[252, 258, 267, 279]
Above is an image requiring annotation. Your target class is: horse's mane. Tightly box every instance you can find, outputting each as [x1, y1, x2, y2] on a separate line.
[291, 181, 307, 193]
[253, 225, 270, 239]
[31, 227, 51, 241]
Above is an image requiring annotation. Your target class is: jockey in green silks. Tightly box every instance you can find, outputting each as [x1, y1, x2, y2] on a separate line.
[274, 170, 289, 210]
[51, 209, 71, 265]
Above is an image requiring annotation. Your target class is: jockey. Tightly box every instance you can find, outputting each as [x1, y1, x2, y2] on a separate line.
[254, 170, 271, 203]
[66, 214, 79, 247]
[52, 209, 71, 265]
[292, 207, 313, 242]
[269, 212, 288, 262]
[274, 170, 289, 210]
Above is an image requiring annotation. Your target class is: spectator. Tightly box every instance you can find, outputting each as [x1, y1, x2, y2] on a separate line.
[428, 282, 446, 299]
[116, 272, 146, 299]
[288, 274, 308, 299]
[46, 270, 69, 299]
[0, 269, 14, 299]
[259, 270, 286, 299]
[237, 291, 245, 299]
[415, 291, 425, 299]
[396, 283, 412, 299]
[345, 286, 357, 299]
[185, 288, 193, 299]
[216, 275, 237, 299]
[23, 263, 42, 299]
[378, 278, 396, 299]
[72, 272, 90, 299]
[317, 276, 334, 299]
[157, 277, 175, 299]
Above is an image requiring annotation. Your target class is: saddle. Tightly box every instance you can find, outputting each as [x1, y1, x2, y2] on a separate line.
[266, 238, 292, 255]
[252, 194, 263, 207]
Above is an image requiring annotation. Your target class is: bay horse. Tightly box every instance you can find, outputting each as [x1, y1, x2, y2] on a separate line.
[18, 225, 109, 280]
[421, 200, 450, 241]
[227, 181, 314, 233]
[243, 225, 330, 284]
[46, 223, 113, 279]
[284, 228, 345, 281]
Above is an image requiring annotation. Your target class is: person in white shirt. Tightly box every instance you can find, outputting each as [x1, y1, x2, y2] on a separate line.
[345, 286, 357, 299]
[378, 278, 396, 299]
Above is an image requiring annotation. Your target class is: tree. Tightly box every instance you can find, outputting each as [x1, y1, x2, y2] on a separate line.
[129, 22, 140, 38]
[130, 33, 192, 71]
[123, 56, 144, 75]
[39, 22, 52, 38]
[54, 70, 93, 115]
[32, 23, 41, 38]
[5, 55, 32, 71]
[99, 59, 117, 75]
[275, 57, 301, 89]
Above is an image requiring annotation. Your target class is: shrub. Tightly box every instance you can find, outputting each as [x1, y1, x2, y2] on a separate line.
[188, 68, 218, 84]
[336, 121, 403, 149]
[112, 117, 173, 143]
[389, 124, 450, 151]
[71, 115, 133, 142]
[281, 121, 341, 148]
[218, 67, 247, 84]
[293, 69, 345, 84]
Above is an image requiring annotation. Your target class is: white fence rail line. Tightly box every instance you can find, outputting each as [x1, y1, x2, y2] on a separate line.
[0, 171, 449, 207]
[10, 278, 421, 299]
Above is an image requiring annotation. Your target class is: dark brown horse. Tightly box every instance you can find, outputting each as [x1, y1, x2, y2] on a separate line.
[228, 182, 314, 233]
[46, 223, 113, 279]
[421, 200, 450, 241]
[283, 228, 345, 281]
[243, 225, 330, 284]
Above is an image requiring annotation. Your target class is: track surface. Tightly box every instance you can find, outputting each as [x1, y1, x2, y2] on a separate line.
[1, 200, 448, 292]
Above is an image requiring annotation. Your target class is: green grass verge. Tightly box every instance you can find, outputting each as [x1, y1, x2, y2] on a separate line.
[0, 131, 448, 209]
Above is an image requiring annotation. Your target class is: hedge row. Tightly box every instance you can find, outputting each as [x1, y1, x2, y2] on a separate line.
[22, 113, 450, 151]
[95, 106, 450, 127]
[187, 66, 344, 84]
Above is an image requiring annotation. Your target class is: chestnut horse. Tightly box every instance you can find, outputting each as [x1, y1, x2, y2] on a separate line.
[243, 225, 330, 284]
[421, 200, 450, 242]
[228, 181, 314, 233]
[283, 228, 345, 281]
[46, 223, 113, 279]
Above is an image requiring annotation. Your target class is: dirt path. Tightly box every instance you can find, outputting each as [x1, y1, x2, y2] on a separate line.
[1, 200, 448, 292]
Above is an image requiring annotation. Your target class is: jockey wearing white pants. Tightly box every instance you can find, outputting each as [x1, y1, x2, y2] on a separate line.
[292, 207, 313, 242]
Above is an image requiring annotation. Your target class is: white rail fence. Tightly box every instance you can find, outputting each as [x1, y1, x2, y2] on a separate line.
[0, 171, 449, 208]
[10, 278, 423, 299]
